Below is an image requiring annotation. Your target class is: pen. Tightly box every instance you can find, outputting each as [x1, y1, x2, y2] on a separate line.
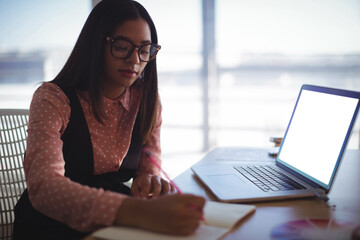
[143, 147, 206, 221]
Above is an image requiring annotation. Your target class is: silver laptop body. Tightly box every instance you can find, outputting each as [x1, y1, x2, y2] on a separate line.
[192, 84, 360, 203]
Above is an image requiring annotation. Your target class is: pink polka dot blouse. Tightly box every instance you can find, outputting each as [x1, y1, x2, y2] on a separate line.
[23, 81, 162, 232]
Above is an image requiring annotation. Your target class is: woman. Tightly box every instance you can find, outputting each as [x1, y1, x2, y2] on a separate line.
[13, 0, 205, 239]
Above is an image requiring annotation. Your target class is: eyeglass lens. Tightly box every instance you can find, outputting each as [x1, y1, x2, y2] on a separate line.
[112, 39, 157, 61]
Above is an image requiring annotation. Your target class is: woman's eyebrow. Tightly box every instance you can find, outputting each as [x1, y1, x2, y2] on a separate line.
[113, 35, 152, 44]
[141, 40, 152, 44]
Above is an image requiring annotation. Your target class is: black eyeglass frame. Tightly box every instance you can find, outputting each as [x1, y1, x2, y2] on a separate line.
[106, 36, 161, 62]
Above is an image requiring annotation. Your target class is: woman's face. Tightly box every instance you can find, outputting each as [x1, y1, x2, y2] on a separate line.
[102, 18, 151, 99]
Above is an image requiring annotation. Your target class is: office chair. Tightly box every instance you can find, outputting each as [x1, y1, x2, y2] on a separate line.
[0, 109, 29, 240]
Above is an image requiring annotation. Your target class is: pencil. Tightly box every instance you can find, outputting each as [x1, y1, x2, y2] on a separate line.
[142, 147, 182, 193]
[142, 147, 206, 222]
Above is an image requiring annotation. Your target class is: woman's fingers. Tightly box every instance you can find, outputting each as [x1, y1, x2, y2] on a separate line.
[150, 176, 162, 198]
[131, 175, 151, 198]
[131, 174, 178, 199]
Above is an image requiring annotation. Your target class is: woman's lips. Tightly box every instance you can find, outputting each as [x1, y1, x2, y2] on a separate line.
[119, 70, 136, 78]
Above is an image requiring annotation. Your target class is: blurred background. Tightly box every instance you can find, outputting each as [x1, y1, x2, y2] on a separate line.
[1, 0, 359, 177]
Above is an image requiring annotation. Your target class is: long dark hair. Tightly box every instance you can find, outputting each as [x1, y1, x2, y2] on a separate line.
[52, 0, 159, 143]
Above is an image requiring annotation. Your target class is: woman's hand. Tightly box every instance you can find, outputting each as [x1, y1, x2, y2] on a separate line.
[114, 194, 206, 236]
[131, 174, 176, 199]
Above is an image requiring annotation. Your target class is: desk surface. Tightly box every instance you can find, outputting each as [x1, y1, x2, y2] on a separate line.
[173, 147, 360, 240]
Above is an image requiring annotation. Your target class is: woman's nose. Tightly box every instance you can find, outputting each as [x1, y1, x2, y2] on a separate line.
[127, 47, 141, 64]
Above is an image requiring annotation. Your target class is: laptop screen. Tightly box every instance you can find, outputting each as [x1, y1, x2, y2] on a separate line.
[277, 85, 360, 189]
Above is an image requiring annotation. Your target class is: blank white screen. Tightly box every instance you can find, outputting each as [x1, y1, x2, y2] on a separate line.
[278, 90, 358, 185]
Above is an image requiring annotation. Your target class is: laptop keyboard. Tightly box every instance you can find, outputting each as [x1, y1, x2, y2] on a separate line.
[234, 165, 306, 192]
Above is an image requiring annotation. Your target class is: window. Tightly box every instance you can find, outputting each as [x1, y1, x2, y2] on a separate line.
[216, 0, 360, 148]
[0, 0, 91, 107]
[1, 0, 359, 178]
[138, 0, 204, 176]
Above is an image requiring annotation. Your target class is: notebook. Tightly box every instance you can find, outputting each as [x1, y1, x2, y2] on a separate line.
[192, 84, 360, 203]
[92, 201, 256, 240]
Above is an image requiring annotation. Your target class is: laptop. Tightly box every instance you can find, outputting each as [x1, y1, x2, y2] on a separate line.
[191, 84, 360, 203]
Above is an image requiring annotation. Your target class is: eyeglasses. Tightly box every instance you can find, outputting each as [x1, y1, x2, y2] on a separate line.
[106, 36, 161, 62]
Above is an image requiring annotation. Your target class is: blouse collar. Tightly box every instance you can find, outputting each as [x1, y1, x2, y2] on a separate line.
[104, 87, 131, 111]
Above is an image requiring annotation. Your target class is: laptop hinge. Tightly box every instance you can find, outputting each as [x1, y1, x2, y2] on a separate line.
[276, 161, 327, 191]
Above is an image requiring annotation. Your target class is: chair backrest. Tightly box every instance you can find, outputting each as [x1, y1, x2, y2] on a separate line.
[0, 109, 29, 240]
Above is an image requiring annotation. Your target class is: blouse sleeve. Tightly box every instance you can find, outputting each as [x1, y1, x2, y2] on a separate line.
[135, 96, 162, 177]
[24, 83, 127, 232]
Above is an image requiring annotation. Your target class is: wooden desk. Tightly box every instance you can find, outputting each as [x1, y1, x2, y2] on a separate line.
[173, 147, 360, 240]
